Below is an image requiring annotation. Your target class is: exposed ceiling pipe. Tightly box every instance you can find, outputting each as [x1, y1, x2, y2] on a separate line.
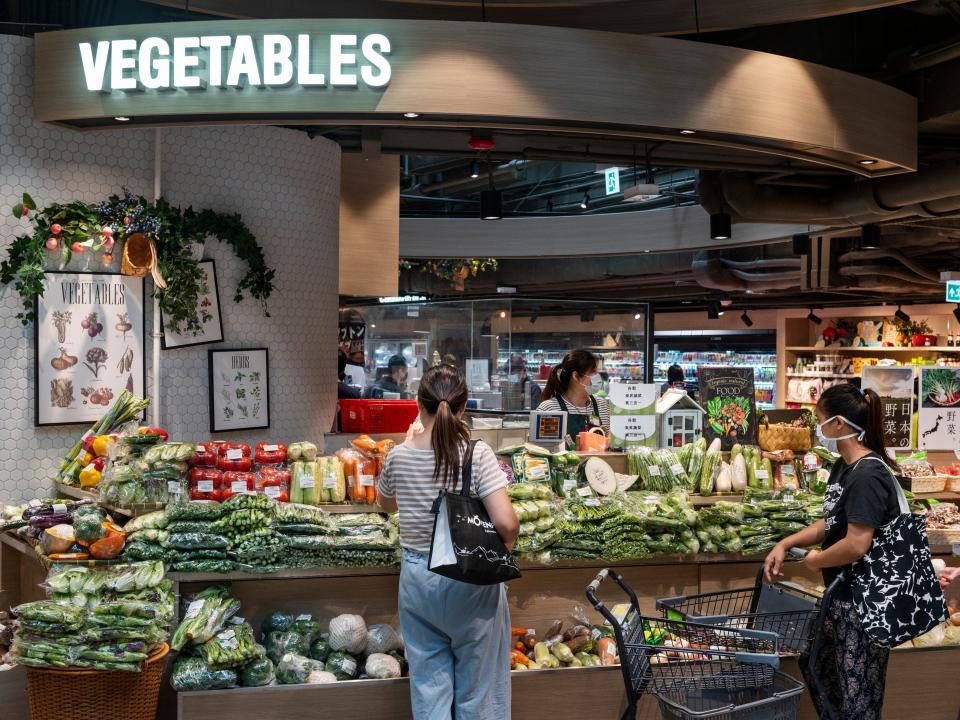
[417, 161, 528, 195]
[837, 266, 944, 288]
[836, 248, 942, 282]
[718, 258, 801, 270]
[691, 257, 799, 292]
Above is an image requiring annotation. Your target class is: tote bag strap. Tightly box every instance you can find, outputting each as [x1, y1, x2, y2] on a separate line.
[853, 456, 910, 517]
[460, 440, 480, 497]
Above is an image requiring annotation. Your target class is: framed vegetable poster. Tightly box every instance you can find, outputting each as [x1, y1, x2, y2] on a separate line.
[699, 366, 757, 450]
[862, 366, 914, 450]
[208, 348, 270, 432]
[918, 367, 960, 449]
[35, 272, 145, 426]
[161, 260, 224, 349]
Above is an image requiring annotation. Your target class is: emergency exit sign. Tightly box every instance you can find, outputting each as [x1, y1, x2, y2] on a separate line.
[604, 167, 620, 196]
[947, 280, 960, 303]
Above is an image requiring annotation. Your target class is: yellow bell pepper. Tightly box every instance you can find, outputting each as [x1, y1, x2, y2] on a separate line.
[92, 435, 113, 457]
[81, 452, 94, 467]
[79, 465, 102, 488]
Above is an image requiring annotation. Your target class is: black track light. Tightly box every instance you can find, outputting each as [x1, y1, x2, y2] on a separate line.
[710, 212, 731, 240]
[741, 310, 754, 328]
[807, 309, 822, 325]
[895, 306, 910, 323]
[861, 224, 881, 249]
[480, 154, 502, 220]
[546, 197, 554, 213]
[529, 312, 538, 324]
[707, 301, 720, 320]
[580, 192, 590, 210]
[792, 233, 810, 256]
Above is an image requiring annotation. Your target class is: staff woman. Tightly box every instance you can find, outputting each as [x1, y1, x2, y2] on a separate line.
[536, 349, 610, 438]
[377, 366, 519, 720]
[764, 383, 901, 720]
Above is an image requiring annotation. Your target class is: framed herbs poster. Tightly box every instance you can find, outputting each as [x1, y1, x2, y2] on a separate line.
[209, 348, 270, 432]
[161, 260, 224, 349]
[35, 272, 145, 426]
[699, 366, 757, 450]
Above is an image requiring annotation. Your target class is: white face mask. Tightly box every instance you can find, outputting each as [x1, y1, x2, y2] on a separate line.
[816, 415, 865, 453]
[581, 374, 603, 394]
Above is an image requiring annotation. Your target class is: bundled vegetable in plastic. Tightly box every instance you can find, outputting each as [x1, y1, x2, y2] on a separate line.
[266, 631, 310, 664]
[365, 653, 402, 679]
[261, 610, 295, 635]
[276, 653, 337, 685]
[309, 636, 331, 662]
[240, 656, 275, 687]
[287, 442, 318, 462]
[327, 614, 368, 655]
[171, 656, 237, 691]
[366, 624, 403, 655]
[198, 622, 264, 670]
[699, 449, 721, 496]
[325, 651, 360, 680]
[170, 586, 239, 650]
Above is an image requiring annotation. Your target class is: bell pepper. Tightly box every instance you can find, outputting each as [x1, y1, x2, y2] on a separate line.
[92, 456, 105, 472]
[79, 464, 102, 488]
[91, 435, 114, 457]
[138, 426, 169, 442]
[81, 451, 94, 467]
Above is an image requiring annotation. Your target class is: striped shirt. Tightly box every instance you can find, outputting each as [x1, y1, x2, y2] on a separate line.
[378, 441, 508, 554]
[536, 395, 610, 430]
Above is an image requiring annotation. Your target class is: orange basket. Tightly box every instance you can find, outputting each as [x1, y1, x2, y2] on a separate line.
[25, 643, 169, 720]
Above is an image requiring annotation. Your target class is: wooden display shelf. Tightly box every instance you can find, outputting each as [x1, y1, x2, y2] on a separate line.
[786, 345, 960, 353]
[55, 483, 134, 518]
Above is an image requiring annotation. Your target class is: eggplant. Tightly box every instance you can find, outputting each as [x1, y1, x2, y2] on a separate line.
[22, 499, 90, 520]
[29, 512, 74, 529]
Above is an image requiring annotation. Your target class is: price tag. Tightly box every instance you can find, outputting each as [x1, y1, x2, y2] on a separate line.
[296, 613, 312, 621]
[526, 628, 536, 636]
[264, 486, 281, 499]
[197, 480, 214, 493]
[217, 629, 238, 650]
[648, 466, 662, 477]
[53, 503, 68, 515]
[185, 600, 204, 619]
[167, 481, 182, 495]
[230, 616, 245, 625]
[782, 494, 795, 503]
[323, 473, 338, 489]
[231, 480, 248, 493]
[526, 465, 547, 480]
[756, 469, 769, 480]
[584, 498, 601, 507]
[72, 566, 88, 573]
[263, 444, 279, 452]
[562, 478, 577, 493]
[226, 448, 243, 460]
[299, 476, 315, 489]
[359, 474, 375, 487]
[670, 464, 685, 476]
[196, 445, 206, 453]
[341, 658, 357, 676]
[781, 465, 795, 477]
[576, 486, 593, 498]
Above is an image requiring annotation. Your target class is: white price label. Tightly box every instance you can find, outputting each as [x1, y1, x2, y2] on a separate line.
[296, 614, 312, 621]
[231, 480, 248, 493]
[73, 566, 88, 573]
[53, 503, 68, 514]
[226, 448, 243, 460]
[217, 630, 238, 650]
[264, 486, 281, 499]
[526, 465, 547, 480]
[648, 466, 661, 477]
[756, 470, 769, 480]
[563, 478, 577, 492]
[782, 494, 795, 503]
[584, 498, 601, 507]
[341, 658, 357, 676]
[670, 464, 685, 476]
[167, 481, 182, 495]
[196, 445, 206, 453]
[359, 474, 375, 487]
[230, 616, 245, 625]
[185, 600, 204, 619]
[781, 465, 795, 477]
[299, 476, 316, 489]
[197, 480, 214, 492]
[323, 473, 338, 489]
[526, 628, 536, 636]
[576, 486, 593, 498]
[263, 444, 279, 452]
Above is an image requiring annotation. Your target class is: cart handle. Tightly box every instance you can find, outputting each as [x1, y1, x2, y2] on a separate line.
[788, 547, 808, 559]
[585, 568, 642, 632]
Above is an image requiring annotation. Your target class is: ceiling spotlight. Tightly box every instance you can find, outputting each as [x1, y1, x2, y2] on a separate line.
[954, 305, 960, 324]
[114, 116, 130, 122]
[861, 223, 881, 249]
[895, 306, 910, 323]
[707, 302, 720, 320]
[529, 313, 538, 324]
[370, 324, 376, 329]
[580, 310, 596, 323]
[710, 212, 732, 241]
[807, 309, 822, 325]
[470, 160, 480, 179]
[403, 112, 420, 118]
[480, 155, 502, 220]
[634, 312, 642, 320]
[546, 197, 554, 213]
[580, 192, 590, 210]
[858, 159, 877, 166]
[499, 310, 507, 319]
[792, 233, 810, 256]
[741, 310, 754, 328]
[680, 129, 696, 135]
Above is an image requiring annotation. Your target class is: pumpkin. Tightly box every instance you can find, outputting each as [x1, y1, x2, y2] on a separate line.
[89, 529, 125, 559]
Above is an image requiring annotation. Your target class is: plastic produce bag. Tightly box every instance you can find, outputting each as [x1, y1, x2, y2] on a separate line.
[290, 617, 321, 644]
[366, 624, 403, 655]
[261, 610, 294, 635]
[365, 653, 402, 679]
[240, 656, 275, 687]
[171, 656, 237, 691]
[266, 631, 309, 664]
[327, 613, 368, 655]
[276, 653, 335, 685]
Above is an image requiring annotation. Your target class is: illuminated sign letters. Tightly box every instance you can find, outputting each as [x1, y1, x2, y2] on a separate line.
[78, 32, 392, 92]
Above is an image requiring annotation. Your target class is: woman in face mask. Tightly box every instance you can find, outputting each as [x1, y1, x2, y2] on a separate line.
[536, 349, 609, 438]
[764, 383, 901, 720]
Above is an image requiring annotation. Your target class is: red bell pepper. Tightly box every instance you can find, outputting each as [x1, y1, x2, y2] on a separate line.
[138, 426, 169, 442]
[255, 442, 287, 465]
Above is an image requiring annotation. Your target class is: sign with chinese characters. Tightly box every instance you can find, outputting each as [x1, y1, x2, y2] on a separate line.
[919, 367, 960, 450]
[603, 167, 620, 196]
[607, 380, 658, 448]
[862, 366, 914, 450]
[947, 280, 960, 303]
[208, 348, 270, 432]
[699, 366, 757, 450]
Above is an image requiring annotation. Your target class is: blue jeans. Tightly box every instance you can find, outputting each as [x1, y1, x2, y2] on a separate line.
[399, 550, 511, 720]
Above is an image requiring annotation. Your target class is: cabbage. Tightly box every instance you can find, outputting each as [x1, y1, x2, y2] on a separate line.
[365, 653, 401, 679]
[325, 651, 359, 680]
[366, 624, 402, 655]
[328, 614, 367, 655]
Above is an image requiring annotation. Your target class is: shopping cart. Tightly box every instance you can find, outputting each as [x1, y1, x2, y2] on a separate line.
[586, 568, 791, 720]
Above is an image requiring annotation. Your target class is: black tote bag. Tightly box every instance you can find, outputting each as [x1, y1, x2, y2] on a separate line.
[428, 441, 521, 585]
[849, 458, 948, 647]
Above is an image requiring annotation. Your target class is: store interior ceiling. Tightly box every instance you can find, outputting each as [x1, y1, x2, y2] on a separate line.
[11, 1, 960, 312]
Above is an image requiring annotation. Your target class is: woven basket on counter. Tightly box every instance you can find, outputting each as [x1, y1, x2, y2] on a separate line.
[927, 527, 960, 546]
[758, 424, 812, 452]
[25, 643, 168, 720]
[901, 475, 947, 494]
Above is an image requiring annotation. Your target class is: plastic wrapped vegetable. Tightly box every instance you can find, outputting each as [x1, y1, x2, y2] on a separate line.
[325, 651, 359, 680]
[240, 656, 275, 687]
[327, 614, 368, 655]
[261, 610, 295, 635]
[266, 631, 310, 664]
[365, 653, 402, 679]
[366, 624, 403, 655]
[13, 600, 86, 629]
[123, 510, 169, 534]
[290, 617, 321, 644]
[170, 586, 239, 650]
[309, 636, 331, 662]
[171, 656, 237, 691]
[276, 653, 334, 685]
[198, 623, 264, 670]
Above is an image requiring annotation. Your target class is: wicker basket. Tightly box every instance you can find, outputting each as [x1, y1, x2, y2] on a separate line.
[902, 475, 947, 494]
[946, 476, 960, 493]
[758, 424, 812, 452]
[25, 643, 168, 720]
[928, 527, 960, 546]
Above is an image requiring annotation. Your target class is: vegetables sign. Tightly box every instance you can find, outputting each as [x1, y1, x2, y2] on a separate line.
[862, 366, 914, 451]
[698, 367, 757, 450]
[919, 367, 960, 449]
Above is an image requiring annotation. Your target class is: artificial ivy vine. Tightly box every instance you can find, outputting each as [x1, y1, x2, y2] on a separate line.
[2, 190, 275, 333]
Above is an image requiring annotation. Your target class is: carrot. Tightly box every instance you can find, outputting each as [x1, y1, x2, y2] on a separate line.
[366, 485, 377, 505]
[511, 626, 529, 637]
[510, 650, 529, 667]
[515, 642, 526, 652]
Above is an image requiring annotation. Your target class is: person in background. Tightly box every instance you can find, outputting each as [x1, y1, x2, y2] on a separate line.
[661, 364, 686, 395]
[338, 353, 361, 400]
[764, 383, 902, 720]
[377, 366, 519, 720]
[508, 355, 542, 408]
[537, 349, 610, 436]
[364, 354, 409, 398]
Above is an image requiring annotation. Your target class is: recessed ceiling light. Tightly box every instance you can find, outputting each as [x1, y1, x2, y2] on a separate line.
[403, 112, 420, 119]
[114, 116, 130, 122]
[858, 159, 877, 166]
[679, 129, 696, 135]
[370, 324, 376, 328]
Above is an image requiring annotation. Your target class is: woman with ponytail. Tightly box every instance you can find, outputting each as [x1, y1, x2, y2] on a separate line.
[537, 349, 610, 438]
[377, 365, 519, 720]
[764, 383, 901, 719]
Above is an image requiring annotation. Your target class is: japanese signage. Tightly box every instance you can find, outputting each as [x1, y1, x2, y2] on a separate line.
[862, 366, 914, 450]
[918, 367, 960, 450]
[699, 366, 757, 450]
[607, 380, 657, 449]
